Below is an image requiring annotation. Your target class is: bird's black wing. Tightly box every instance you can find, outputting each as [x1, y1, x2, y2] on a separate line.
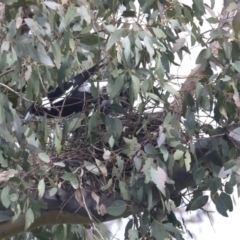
[49, 91, 93, 117]
[24, 60, 107, 120]
[47, 82, 73, 102]
[47, 59, 106, 101]
[73, 59, 106, 90]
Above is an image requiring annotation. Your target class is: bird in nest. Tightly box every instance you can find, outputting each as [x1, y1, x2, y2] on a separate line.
[24, 60, 110, 121]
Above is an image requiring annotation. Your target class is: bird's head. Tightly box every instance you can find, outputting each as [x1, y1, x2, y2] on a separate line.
[24, 97, 52, 121]
[24, 104, 37, 121]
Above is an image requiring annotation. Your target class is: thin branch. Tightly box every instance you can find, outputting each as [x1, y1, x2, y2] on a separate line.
[0, 82, 33, 103]
[0, 68, 14, 78]
[78, 169, 105, 240]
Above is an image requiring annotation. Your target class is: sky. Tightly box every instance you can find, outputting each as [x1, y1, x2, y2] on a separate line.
[110, 0, 240, 239]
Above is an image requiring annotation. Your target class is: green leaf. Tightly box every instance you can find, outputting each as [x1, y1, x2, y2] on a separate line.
[123, 36, 131, 64]
[95, 158, 108, 177]
[1, 186, 11, 208]
[223, 159, 236, 170]
[206, 17, 218, 24]
[9, 193, 18, 202]
[221, 75, 231, 82]
[55, 123, 62, 154]
[27, 45, 40, 63]
[144, 35, 154, 58]
[210, 29, 225, 40]
[219, 192, 233, 212]
[164, 223, 181, 234]
[66, 114, 83, 133]
[61, 173, 79, 189]
[151, 220, 166, 240]
[84, 161, 100, 175]
[150, 167, 167, 196]
[0, 51, 6, 72]
[6, 20, 16, 41]
[106, 29, 126, 50]
[44, 1, 62, 10]
[190, 195, 208, 210]
[81, 34, 105, 45]
[214, 198, 228, 217]
[25, 208, 34, 230]
[38, 152, 50, 163]
[107, 200, 127, 216]
[112, 155, 124, 178]
[193, 168, 206, 185]
[157, 133, 166, 147]
[51, 41, 62, 69]
[101, 178, 113, 191]
[195, 49, 212, 64]
[162, 82, 180, 97]
[119, 180, 129, 200]
[49, 187, 58, 197]
[64, 5, 76, 28]
[193, 0, 205, 16]
[24, 18, 46, 36]
[160, 145, 169, 161]
[110, 103, 128, 116]
[77, 5, 91, 24]
[144, 143, 158, 156]
[0, 0, 18, 5]
[88, 112, 99, 133]
[131, 75, 140, 100]
[121, 10, 136, 17]
[128, 229, 138, 240]
[108, 135, 114, 148]
[1, 41, 10, 52]
[105, 117, 123, 140]
[226, 2, 237, 12]
[124, 219, 133, 239]
[184, 151, 191, 171]
[24, 65, 32, 81]
[232, 61, 240, 73]
[0, 127, 14, 143]
[110, 74, 125, 99]
[37, 43, 54, 67]
[147, 92, 161, 101]
[225, 182, 233, 194]
[232, 10, 240, 37]
[173, 150, 184, 160]
[38, 179, 45, 199]
[152, 28, 166, 39]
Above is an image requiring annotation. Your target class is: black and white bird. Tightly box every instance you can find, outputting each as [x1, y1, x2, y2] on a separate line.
[24, 62, 106, 121]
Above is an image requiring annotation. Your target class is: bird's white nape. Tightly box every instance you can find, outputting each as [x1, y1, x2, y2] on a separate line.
[24, 111, 34, 121]
[77, 82, 107, 93]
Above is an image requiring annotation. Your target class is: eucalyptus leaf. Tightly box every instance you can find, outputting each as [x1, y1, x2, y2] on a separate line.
[25, 208, 34, 230]
[37, 43, 54, 67]
[190, 195, 208, 211]
[38, 153, 50, 163]
[107, 200, 127, 216]
[38, 179, 45, 199]
[106, 29, 126, 50]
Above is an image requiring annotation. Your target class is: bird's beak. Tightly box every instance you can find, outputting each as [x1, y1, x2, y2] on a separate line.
[24, 111, 34, 121]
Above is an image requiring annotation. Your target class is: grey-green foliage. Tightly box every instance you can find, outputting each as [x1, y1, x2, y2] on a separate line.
[0, 0, 239, 239]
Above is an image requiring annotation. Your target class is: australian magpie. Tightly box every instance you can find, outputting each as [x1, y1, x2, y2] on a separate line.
[24, 62, 105, 121]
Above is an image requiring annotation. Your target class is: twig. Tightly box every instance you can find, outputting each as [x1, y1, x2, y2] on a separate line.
[0, 82, 33, 103]
[0, 68, 14, 78]
[78, 168, 105, 240]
